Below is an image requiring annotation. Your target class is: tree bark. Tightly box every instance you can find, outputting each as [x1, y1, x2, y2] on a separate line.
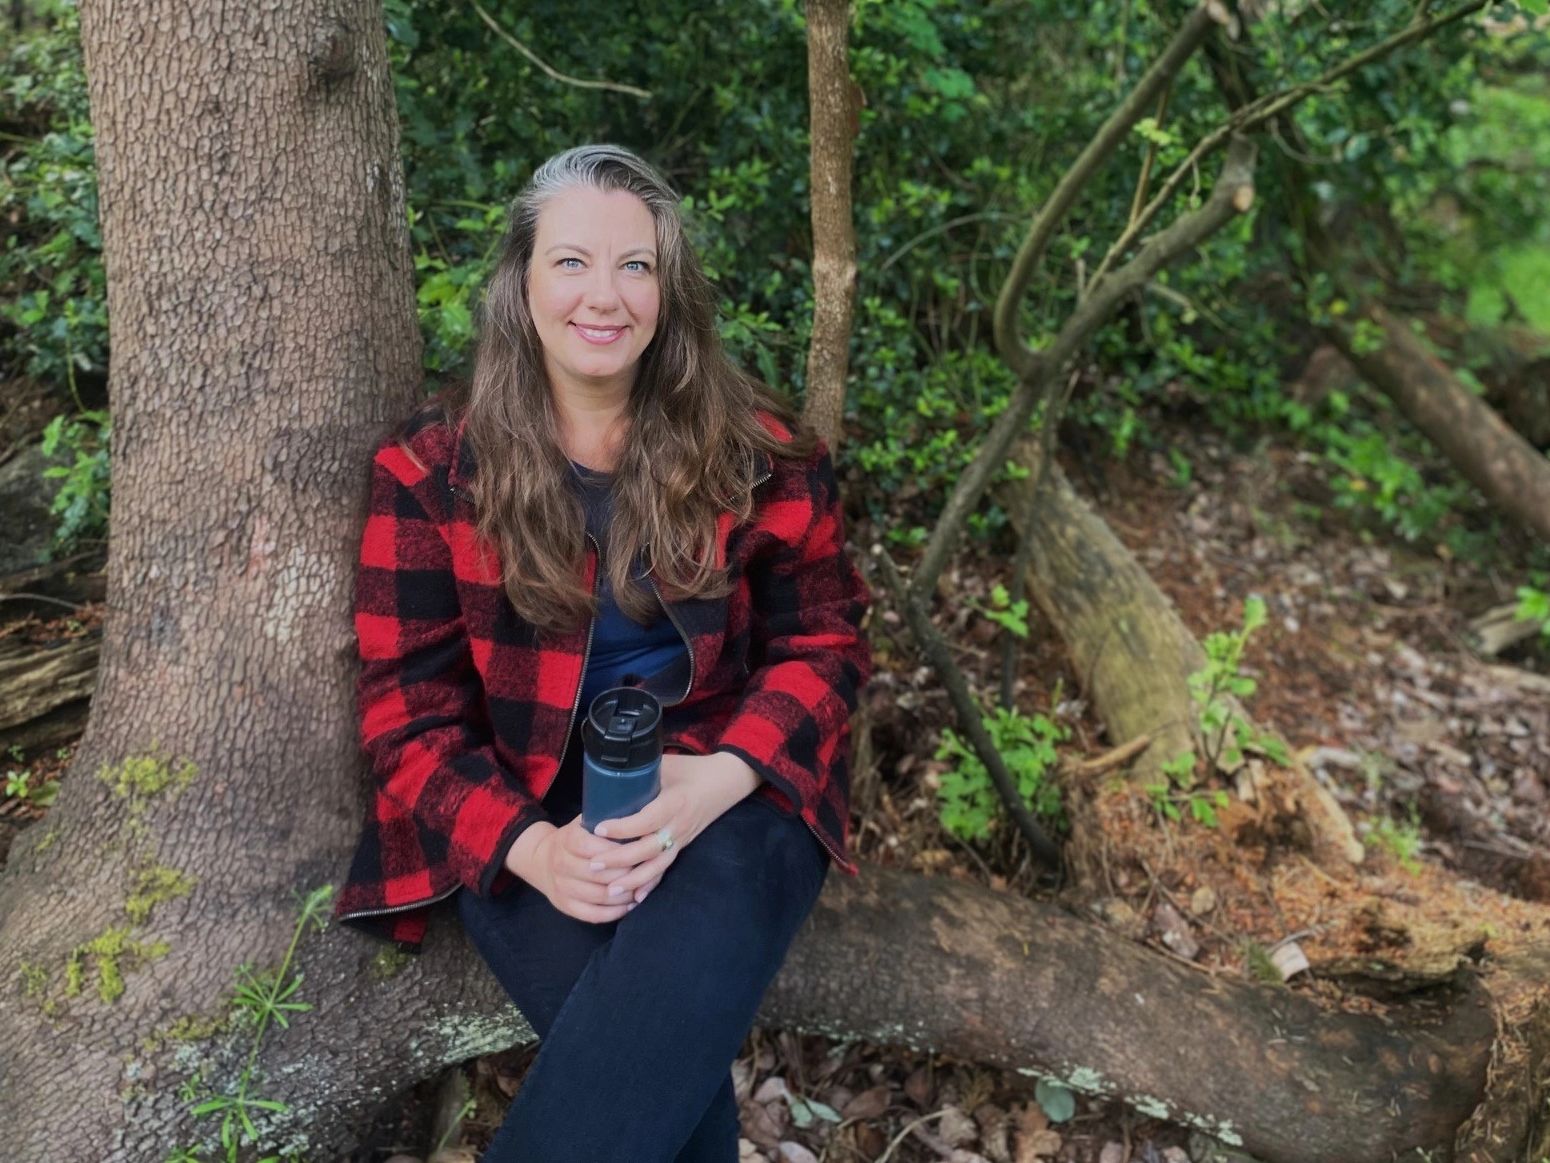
[0, 0, 421, 1156]
[801, 0, 857, 452]
[1326, 303, 1550, 545]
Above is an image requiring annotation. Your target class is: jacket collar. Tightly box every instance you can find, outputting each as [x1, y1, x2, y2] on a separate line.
[447, 414, 775, 493]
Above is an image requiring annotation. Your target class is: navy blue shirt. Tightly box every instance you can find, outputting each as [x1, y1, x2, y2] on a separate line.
[543, 463, 688, 816]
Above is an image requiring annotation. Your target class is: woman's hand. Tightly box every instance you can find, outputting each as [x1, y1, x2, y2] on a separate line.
[507, 818, 640, 924]
[588, 751, 760, 904]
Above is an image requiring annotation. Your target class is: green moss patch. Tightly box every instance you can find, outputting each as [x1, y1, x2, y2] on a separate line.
[65, 924, 171, 1004]
[125, 863, 197, 925]
[369, 945, 415, 980]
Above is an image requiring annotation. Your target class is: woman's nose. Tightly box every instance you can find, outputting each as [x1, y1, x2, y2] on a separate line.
[582, 269, 622, 310]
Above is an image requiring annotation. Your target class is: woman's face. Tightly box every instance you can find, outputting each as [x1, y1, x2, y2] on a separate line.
[527, 186, 661, 401]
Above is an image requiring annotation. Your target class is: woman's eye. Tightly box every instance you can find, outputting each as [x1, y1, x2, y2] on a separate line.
[559, 257, 583, 270]
[624, 260, 652, 273]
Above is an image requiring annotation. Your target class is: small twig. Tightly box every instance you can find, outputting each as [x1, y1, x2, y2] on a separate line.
[1061, 734, 1154, 781]
[941, 827, 998, 884]
[1127, 82, 1173, 225]
[875, 1110, 950, 1163]
[469, 0, 652, 100]
[1138, 856, 1238, 947]
[874, 211, 1019, 275]
[0, 593, 83, 610]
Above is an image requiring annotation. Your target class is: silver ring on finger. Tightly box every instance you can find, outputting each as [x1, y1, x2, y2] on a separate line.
[657, 826, 674, 852]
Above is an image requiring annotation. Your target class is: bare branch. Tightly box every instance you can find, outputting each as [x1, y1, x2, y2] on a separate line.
[1088, 0, 1488, 289]
[470, 0, 653, 101]
[991, 4, 1216, 379]
[911, 137, 1258, 600]
[873, 547, 1065, 872]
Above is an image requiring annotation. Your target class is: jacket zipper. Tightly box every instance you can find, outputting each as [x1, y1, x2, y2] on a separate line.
[647, 574, 695, 706]
[340, 533, 602, 926]
[643, 462, 768, 707]
[339, 882, 460, 921]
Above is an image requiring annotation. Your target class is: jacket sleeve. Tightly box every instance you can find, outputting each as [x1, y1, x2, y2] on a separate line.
[354, 434, 549, 898]
[713, 442, 872, 831]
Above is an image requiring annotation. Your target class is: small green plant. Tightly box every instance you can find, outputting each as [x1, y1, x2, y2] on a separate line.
[163, 885, 333, 1163]
[970, 583, 1030, 638]
[40, 409, 112, 552]
[1365, 805, 1424, 874]
[4, 769, 60, 808]
[934, 706, 1067, 842]
[1189, 596, 1289, 772]
[1515, 584, 1550, 638]
[1149, 597, 1288, 826]
[1145, 752, 1229, 827]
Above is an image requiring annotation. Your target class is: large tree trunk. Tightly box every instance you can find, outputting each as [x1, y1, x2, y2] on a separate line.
[0, 0, 422, 1156]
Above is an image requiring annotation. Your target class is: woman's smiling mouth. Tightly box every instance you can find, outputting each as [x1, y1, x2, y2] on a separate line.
[572, 323, 626, 344]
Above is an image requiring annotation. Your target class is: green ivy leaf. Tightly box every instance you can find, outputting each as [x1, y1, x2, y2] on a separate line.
[1035, 1078, 1076, 1123]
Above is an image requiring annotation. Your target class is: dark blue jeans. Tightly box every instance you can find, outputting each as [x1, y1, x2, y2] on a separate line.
[456, 793, 829, 1163]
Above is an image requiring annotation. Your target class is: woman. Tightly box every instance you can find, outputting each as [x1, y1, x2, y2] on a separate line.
[333, 144, 872, 1162]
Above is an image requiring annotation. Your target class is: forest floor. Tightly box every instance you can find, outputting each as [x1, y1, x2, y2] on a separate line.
[1, 383, 1547, 1162]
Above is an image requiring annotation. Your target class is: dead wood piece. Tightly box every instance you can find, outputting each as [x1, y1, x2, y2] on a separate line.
[1476, 662, 1550, 698]
[1061, 734, 1153, 781]
[1469, 602, 1543, 658]
[0, 633, 98, 733]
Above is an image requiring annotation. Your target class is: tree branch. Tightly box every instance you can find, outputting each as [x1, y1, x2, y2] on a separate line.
[1087, 0, 1489, 290]
[991, 3, 1216, 379]
[874, 547, 1065, 871]
[470, 0, 653, 101]
[911, 137, 1257, 601]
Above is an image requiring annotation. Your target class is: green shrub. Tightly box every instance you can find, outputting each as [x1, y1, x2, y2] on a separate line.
[40, 408, 110, 551]
[934, 706, 1067, 842]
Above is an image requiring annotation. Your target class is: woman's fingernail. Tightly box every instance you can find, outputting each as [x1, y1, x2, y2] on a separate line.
[608, 884, 624, 897]
[637, 888, 651, 903]
[589, 860, 604, 871]
[627, 902, 637, 911]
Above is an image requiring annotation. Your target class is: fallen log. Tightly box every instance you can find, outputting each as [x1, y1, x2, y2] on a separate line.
[0, 632, 97, 752]
[221, 868, 1493, 1163]
[1326, 303, 1550, 547]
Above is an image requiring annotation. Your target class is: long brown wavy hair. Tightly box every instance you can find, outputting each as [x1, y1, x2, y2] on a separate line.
[461, 144, 813, 632]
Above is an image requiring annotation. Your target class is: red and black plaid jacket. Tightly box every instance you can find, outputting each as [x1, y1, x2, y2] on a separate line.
[333, 403, 872, 952]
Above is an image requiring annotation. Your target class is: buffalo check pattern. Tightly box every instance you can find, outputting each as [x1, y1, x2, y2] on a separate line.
[334, 403, 872, 952]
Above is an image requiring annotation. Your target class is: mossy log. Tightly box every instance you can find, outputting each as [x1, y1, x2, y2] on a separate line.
[998, 443, 1363, 872]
